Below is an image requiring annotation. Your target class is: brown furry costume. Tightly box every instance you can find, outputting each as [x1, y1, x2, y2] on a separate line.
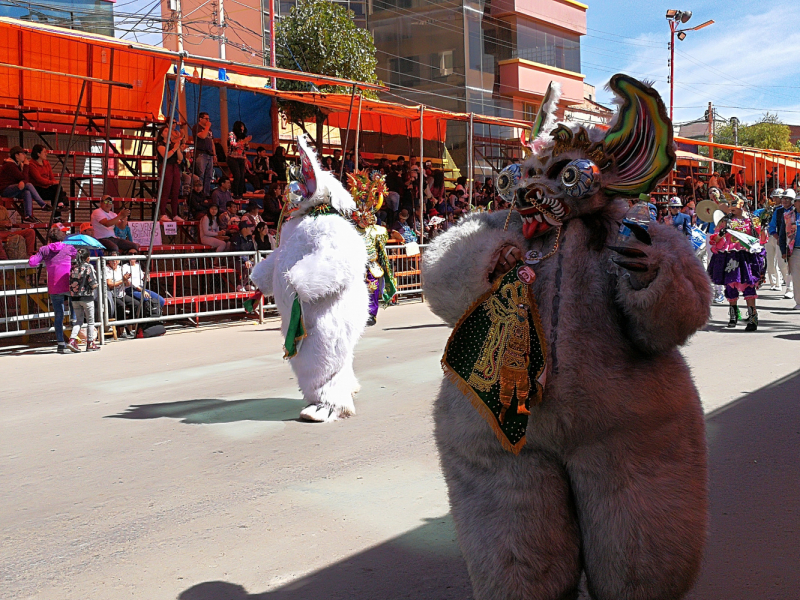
[421, 75, 712, 600]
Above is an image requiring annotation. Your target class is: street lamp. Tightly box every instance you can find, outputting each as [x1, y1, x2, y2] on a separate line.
[666, 9, 714, 121]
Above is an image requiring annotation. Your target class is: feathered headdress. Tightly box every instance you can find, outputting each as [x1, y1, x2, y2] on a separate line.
[348, 169, 387, 224]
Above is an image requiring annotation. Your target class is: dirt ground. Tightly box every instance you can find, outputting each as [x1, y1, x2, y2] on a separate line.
[2, 291, 799, 600]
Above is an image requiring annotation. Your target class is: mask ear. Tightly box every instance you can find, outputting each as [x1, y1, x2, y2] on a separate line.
[602, 74, 675, 197]
[296, 135, 319, 198]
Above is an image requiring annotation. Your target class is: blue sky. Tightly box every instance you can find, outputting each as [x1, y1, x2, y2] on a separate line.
[582, 0, 800, 125]
[117, 0, 800, 126]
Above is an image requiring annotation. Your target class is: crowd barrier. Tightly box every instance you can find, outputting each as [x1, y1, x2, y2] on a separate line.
[0, 244, 426, 343]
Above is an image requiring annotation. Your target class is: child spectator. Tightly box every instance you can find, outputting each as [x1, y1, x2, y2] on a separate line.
[230, 220, 256, 291]
[239, 201, 263, 230]
[67, 248, 99, 352]
[252, 147, 276, 189]
[114, 211, 134, 244]
[199, 204, 228, 252]
[187, 178, 211, 219]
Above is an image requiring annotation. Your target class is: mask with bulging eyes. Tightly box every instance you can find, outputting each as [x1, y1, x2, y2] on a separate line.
[511, 74, 676, 239]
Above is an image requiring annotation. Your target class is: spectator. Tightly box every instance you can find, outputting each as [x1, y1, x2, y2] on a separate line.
[27, 145, 63, 218]
[332, 149, 342, 173]
[66, 247, 99, 352]
[771, 192, 794, 298]
[228, 120, 251, 199]
[430, 169, 446, 205]
[681, 175, 695, 199]
[262, 183, 282, 223]
[343, 151, 355, 174]
[253, 221, 271, 251]
[682, 199, 697, 225]
[211, 176, 232, 212]
[114, 211, 134, 244]
[391, 208, 419, 244]
[192, 112, 215, 197]
[186, 177, 211, 219]
[778, 189, 800, 308]
[482, 176, 494, 196]
[252, 147, 275, 190]
[104, 252, 139, 338]
[199, 204, 229, 252]
[322, 156, 334, 172]
[122, 257, 166, 309]
[28, 226, 77, 353]
[91, 196, 138, 253]
[155, 125, 185, 219]
[0, 202, 36, 258]
[219, 200, 240, 231]
[270, 146, 288, 183]
[708, 172, 720, 191]
[240, 201, 263, 230]
[0, 146, 49, 222]
[230, 220, 256, 291]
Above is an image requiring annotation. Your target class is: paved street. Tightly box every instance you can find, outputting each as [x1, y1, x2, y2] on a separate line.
[2, 291, 799, 600]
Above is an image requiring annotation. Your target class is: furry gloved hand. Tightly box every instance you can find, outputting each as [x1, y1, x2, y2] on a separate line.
[608, 221, 659, 291]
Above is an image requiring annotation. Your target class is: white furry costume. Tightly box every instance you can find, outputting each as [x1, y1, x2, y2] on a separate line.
[422, 76, 712, 599]
[250, 137, 368, 422]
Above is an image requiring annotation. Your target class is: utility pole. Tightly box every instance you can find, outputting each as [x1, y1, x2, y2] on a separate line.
[175, 0, 188, 136]
[218, 0, 229, 149]
[707, 101, 714, 161]
[268, 0, 276, 89]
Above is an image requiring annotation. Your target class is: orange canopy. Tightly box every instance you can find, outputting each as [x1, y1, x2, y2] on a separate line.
[0, 17, 172, 128]
[731, 149, 800, 187]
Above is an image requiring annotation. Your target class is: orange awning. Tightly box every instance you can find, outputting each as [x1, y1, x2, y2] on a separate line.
[731, 149, 800, 187]
[0, 17, 172, 127]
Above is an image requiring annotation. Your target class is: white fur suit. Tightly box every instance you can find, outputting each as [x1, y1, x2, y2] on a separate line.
[250, 137, 368, 422]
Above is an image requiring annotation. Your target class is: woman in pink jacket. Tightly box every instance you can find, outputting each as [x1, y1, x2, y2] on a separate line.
[28, 227, 77, 353]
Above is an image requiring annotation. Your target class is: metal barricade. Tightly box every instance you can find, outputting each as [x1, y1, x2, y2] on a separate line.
[385, 243, 426, 296]
[0, 257, 104, 340]
[99, 251, 276, 333]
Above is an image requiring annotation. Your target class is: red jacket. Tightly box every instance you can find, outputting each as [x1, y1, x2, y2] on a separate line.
[0, 160, 28, 191]
[27, 158, 55, 187]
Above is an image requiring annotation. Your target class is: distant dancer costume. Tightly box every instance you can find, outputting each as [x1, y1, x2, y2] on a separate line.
[249, 136, 368, 422]
[421, 75, 711, 600]
[348, 170, 397, 326]
[707, 201, 765, 330]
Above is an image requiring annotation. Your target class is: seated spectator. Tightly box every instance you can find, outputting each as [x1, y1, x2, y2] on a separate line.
[0, 146, 50, 222]
[186, 177, 211, 219]
[199, 204, 229, 252]
[390, 209, 419, 244]
[262, 184, 282, 223]
[322, 156, 334, 172]
[252, 147, 276, 190]
[114, 212, 134, 244]
[104, 252, 139, 337]
[0, 202, 36, 258]
[91, 196, 139, 253]
[230, 220, 256, 291]
[211, 176, 233, 212]
[332, 149, 343, 174]
[219, 200, 241, 231]
[343, 151, 355, 174]
[240, 201, 263, 230]
[682, 175, 694, 198]
[28, 144, 64, 219]
[28, 227, 77, 352]
[253, 221, 271, 251]
[122, 257, 166, 309]
[270, 146, 288, 183]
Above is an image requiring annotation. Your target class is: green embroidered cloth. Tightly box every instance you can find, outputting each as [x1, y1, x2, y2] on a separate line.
[442, 265, 547, 454]
[284, 297, 306, 359]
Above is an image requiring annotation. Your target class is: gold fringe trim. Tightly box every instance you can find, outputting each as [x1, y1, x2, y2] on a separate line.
[440, 267, 549, 455]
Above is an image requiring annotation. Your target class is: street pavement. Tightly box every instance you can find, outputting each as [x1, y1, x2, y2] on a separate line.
[1, 289, 798, 600]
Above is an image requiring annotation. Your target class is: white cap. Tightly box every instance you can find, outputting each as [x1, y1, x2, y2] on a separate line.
[771, 188, 784, 198]
[785, 188, 797, 200]
[668, 196, 683, 207]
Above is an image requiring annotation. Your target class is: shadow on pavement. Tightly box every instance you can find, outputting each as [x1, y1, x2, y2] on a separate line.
[689, 368, 800, 600]
[177, 516, 472, 600]
[382, 323, 448, 331]
[107, 398, 306, 424]
[174, 370, 800, 600]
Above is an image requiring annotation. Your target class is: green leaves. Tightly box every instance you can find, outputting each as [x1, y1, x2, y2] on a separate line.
[275, 0, 380, 142]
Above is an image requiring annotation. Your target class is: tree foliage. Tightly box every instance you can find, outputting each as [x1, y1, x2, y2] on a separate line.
[275, 0, 379, 150]
[715, 113, 793, 167]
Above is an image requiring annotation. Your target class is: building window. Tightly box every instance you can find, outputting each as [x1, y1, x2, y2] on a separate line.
[435, 50, 453, 77]
[513, 20, 581, 74]
[523, 102, 539, 122]
[389, 55, 420, 87]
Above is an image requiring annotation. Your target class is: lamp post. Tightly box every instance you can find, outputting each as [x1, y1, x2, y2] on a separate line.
[666, 10, 714, 122]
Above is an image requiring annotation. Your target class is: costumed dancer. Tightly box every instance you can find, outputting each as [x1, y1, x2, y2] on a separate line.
[421, 75, 711, 600]
[707, 195, 766, 330]
[348, 169, 397, 326]
[249, 136, 368, 422]
[778, 188, 800, 309]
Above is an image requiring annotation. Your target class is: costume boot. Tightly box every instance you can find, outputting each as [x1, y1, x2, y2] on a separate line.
[745, 306, 758, 332]
[727, 304, 740, 328]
